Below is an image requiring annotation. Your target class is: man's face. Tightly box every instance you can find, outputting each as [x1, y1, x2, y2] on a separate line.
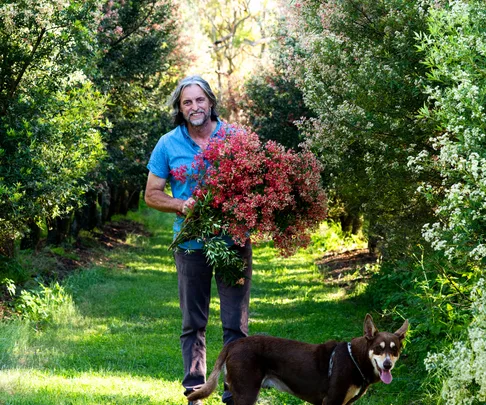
[180, 84, 212, 127]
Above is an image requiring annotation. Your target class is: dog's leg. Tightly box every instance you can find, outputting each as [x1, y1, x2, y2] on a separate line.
[322, 386, 360, 405]
[231, 386, 261, 405]
[227, 368, 263, 405]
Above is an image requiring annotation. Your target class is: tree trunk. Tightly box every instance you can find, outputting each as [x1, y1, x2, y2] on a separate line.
[47, 216, 72, 245]
[99, 182, 111, 224]
[120, 187, 131, 216]
[108, 184, 120, 219]
[128, 190, 140, 211]
[0, 236, 15, 258]
[71, 192, 99, 238]
[20, 220, 42, 250]
[340, 212, 362, 235]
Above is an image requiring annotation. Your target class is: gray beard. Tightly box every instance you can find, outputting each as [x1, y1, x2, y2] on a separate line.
[187, 110, 211, 127]
[189, 117, 206, 126]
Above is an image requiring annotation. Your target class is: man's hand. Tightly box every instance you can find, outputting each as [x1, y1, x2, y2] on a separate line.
[181, 197, 196, 215]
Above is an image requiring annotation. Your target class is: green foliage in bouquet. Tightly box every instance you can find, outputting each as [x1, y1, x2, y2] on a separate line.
[168, 190, 247, 286]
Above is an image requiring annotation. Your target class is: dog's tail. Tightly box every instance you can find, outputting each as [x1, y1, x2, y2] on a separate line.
[186, 345, 229, 401]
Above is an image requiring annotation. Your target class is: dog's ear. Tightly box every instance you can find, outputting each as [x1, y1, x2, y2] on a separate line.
[394, 319, 409, 341]
[364, 313, 378, 340]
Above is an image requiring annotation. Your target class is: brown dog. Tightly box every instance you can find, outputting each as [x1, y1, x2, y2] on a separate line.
[187, 314, 408, 405]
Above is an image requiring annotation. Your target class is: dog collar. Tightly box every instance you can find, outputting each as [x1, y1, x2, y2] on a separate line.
[347, 342, 369, 385]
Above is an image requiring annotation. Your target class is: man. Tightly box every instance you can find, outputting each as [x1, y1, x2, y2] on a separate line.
[145, 76, 252, 405]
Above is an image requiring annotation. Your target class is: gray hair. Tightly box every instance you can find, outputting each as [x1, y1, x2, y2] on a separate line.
[169, 75, 219, 126]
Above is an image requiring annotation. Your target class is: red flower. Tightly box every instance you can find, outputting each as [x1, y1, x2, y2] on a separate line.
[170, 165, 188, 183]
[170, 122, 328, 283]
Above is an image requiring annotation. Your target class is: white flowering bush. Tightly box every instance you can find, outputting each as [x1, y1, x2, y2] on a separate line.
[413, 0, 486, 266]
[285, 0, 433, 251]
[425, 279, 486, 404]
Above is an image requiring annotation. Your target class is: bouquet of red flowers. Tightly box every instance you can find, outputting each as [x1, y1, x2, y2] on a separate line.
[168, 123, 327, 285]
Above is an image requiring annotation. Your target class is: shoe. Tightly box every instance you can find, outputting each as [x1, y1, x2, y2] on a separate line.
[188, 400, 203, 405]
[222, 387, 234, 404]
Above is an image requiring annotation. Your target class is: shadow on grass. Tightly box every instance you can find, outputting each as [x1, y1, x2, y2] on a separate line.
[24, 221, 372, 383]
[2, 209, 415, 405]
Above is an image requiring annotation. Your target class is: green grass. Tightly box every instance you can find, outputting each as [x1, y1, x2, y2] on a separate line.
[0, 208, 421, 404]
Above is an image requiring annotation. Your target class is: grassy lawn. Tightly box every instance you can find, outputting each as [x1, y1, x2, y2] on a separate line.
[0, 208, 418, 404]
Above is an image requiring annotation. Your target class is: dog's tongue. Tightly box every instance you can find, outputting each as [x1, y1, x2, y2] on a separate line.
[380, 369, 393, 384]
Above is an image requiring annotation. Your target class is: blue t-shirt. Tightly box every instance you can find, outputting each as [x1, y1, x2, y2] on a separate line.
[147, 119, 228, 249]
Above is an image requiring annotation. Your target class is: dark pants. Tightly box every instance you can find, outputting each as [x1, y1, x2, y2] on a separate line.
[174, 241, 252, 400]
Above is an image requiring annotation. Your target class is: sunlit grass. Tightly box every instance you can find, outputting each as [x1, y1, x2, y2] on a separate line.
[0, 207, 418, 404]
[0, 369, 187, 404]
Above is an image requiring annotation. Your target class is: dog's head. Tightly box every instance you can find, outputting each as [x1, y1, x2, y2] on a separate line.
[362, 314, 408, 384]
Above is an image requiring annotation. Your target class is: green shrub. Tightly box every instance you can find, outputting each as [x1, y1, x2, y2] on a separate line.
[413, 0, 486, 271]
[242, 74, 307, 150]
[425, 278, 486, 404]
[285, 0, 432, 252]
[0, 256, 29, 285]
[0, 1, 108, 246]
[15, 282, 75, 326]
[309, 221, 365, 253]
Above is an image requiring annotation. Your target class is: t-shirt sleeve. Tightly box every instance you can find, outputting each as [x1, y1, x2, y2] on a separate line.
[147, 136, 170, 179]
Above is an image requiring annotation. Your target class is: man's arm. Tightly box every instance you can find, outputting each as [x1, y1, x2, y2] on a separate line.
[144, 172, 194, 214]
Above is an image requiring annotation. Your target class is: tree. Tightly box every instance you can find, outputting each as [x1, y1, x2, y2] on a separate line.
[285, 0, 433, 252]
[0, 0, 107, 255]
[93, 0, 186, 222]
[241, 21, 315, 151]
[413, 0, 486, 270]
[0, 0, 187, 255]
[185, 0, 275, 119]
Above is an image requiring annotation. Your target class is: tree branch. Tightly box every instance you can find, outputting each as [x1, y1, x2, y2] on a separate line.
[1, 28, 46, 116]
[213, 14, 250, 47]
[110, 1, 156, 48]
